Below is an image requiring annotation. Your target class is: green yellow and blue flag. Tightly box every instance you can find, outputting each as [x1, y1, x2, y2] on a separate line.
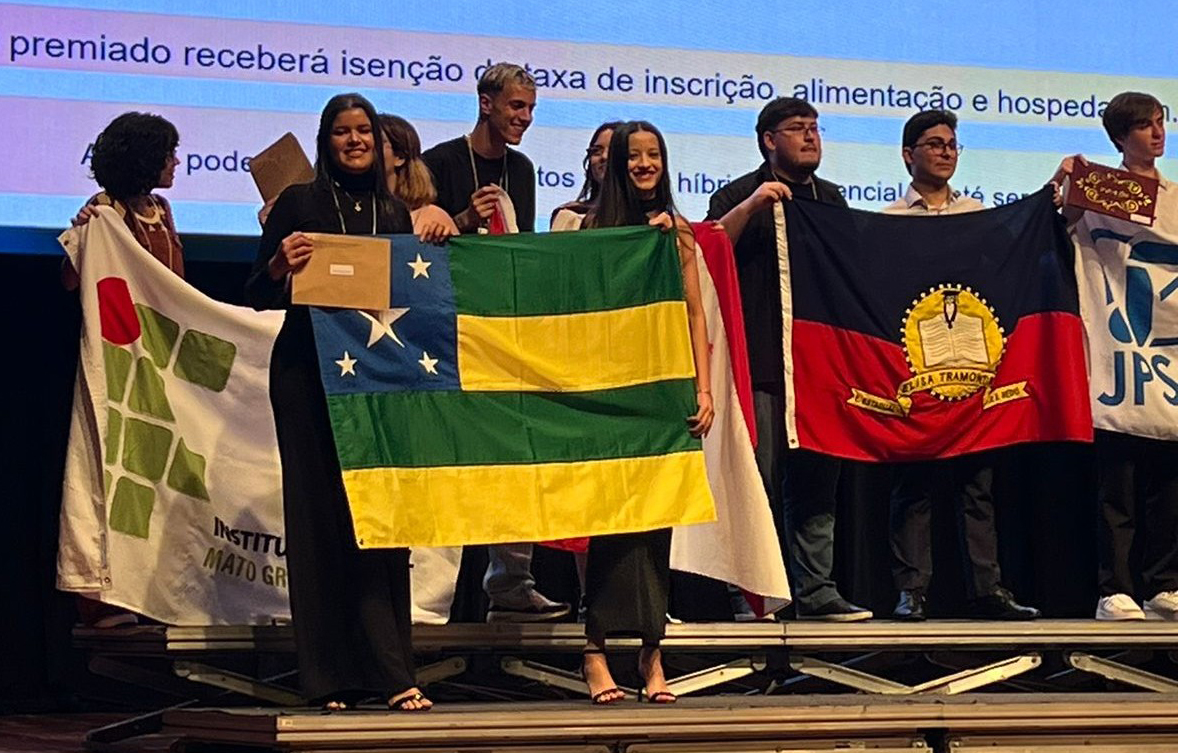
[309, 227, 716, 548]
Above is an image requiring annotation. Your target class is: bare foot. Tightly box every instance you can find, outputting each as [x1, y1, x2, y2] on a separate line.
[582, 651, 625, 704]
[639, 646, 676, 703]
[388, 687, 433, 711]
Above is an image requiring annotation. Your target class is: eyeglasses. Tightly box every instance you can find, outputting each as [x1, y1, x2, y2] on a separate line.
[913, 139, 963, 154]
[586, 145, 607, 158]
[772, 124, 824, 138]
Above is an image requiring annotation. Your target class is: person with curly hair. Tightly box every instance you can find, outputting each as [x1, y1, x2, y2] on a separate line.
[64, 112, 184, 289]
[62, 111, 184, 630]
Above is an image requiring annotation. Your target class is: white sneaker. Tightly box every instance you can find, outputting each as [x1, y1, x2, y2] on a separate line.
[1143, 590, 1178, 621]
[1095, 593, 1145, 621]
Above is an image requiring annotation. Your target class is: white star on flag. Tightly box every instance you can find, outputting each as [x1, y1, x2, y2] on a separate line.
[359, 308, 409, 348]
[335, 351, 357, 376]
[408, 253, 432, 279]
[418, 351, 439, 375]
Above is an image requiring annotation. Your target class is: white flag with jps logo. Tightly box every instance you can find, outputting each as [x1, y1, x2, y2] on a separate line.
[1075, 187, 1178, 439]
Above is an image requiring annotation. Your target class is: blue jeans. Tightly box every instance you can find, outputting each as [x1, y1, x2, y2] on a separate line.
[483, 543, 537, 607]
[753, 389, 841, 612]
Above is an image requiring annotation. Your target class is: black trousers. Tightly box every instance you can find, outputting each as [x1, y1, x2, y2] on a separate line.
[270, 318, 415, 704]
[1096, 430, 1178, 599]
[889, 452, 1002, 599]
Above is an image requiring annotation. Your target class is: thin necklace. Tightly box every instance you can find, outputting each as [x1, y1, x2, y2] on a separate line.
[330, 183, 376, 234]
[465, 134, 509, 194]
[334, 181, 364, 212]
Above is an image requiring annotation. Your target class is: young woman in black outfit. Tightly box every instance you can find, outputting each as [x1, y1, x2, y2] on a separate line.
[245, 93, 430, 712]
[579, 120, 715, 705]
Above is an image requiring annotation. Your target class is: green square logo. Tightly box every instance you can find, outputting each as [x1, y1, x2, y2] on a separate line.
[121, 417, 174, 482]
[135, 304, 179, 368]
[175, 330, 236, 392]
[109, 476, 155, 539]
[103, 342, 132, 403]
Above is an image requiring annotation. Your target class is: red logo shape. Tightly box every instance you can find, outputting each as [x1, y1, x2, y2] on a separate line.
[97, 277, 140, 345]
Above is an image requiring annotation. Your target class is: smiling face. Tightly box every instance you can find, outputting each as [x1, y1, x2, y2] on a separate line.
[1118, 107, 1166, 164]
[480, 83, 536, 145]
[626, 129, 663, 197]
[329, 107, 376, 174]
[903, 123, 959, 185]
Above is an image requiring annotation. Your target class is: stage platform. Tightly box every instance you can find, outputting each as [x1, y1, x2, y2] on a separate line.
[161, 693, 1178, 752]
[74, 621, 1178, 749]
[73, 618, 1178, 654]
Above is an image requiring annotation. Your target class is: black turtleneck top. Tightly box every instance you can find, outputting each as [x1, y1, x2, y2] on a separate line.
[245, 174, 411, 312]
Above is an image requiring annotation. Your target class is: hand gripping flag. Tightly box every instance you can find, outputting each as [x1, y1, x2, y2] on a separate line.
[57, 208, 290, 625]
[309, 227, 717, 548]
[778, 188, 1092, 461]
[401, 224, 790, 616]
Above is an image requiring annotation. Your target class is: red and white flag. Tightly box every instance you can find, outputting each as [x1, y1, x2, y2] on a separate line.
[669, 223, 789, 615]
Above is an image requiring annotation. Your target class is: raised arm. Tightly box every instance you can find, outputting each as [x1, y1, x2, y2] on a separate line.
[714, 182, 792, 245]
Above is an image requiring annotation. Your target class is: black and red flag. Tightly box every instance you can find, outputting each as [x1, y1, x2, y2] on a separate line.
[779, 187, 1092, 461]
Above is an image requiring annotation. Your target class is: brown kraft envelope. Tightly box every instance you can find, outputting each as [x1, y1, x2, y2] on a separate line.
[292, 233, 391, 310]
[250, 132, 315, 202]
[1067, 160, 1159, 225]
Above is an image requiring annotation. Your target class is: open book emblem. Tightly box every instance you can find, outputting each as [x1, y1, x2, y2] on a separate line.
[846, 284, 1028, 417]
[903, 286, 1004, 401]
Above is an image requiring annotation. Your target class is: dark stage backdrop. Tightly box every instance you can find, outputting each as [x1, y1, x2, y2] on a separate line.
[0, 252, 1099, 712]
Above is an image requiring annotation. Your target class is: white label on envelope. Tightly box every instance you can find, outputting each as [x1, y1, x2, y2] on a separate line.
[329, 264, 355, 277]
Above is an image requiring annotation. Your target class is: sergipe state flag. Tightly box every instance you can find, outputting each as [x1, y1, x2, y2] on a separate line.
[309, 227, 717, 548]
[778, 187, 1093, 461]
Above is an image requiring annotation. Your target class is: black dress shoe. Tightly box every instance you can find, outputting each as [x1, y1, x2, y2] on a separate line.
[892, 589, 927, 621]
[796, 596, 873, 622]
[968, 586, 1041, 621]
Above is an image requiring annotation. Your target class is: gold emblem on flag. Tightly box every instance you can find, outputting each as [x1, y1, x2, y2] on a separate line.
[847, 284, 1029, 417]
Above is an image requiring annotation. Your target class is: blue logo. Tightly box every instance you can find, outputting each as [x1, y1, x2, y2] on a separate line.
[1094, 229, 1178, 407]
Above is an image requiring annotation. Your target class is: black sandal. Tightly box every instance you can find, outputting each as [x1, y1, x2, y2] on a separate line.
[638, 645, 676, 704]
[389, 691, 432, 712]
[582, 648, 625, 705]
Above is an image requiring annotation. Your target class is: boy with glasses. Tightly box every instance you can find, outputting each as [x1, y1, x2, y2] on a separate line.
[708, 97, 872, 621]
[881, 110, 1040, 621]
[884, 109, 979, 215]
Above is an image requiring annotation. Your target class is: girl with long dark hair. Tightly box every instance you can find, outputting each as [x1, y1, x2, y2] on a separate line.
[551, 120, 624, 231]
[245, 93, 430, 712]
[579, 120, 715, 704]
